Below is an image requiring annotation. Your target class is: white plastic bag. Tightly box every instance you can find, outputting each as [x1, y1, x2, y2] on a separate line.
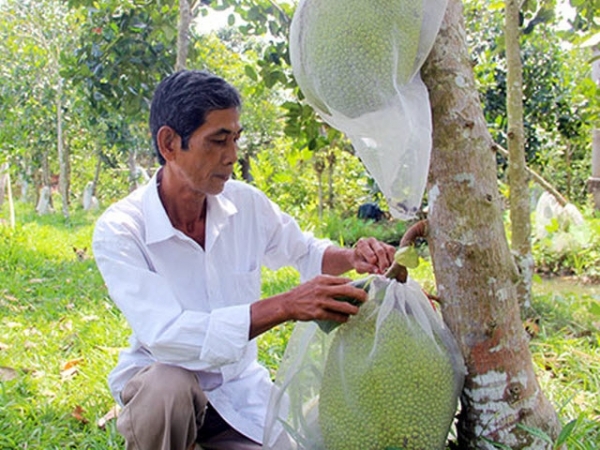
[263, 276, 465, 450]
[290, 0, 449, 219]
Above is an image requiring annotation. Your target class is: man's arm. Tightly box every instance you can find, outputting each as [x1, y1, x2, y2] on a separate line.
[249, 274, 368, 339]
[249, 237, 395, 339]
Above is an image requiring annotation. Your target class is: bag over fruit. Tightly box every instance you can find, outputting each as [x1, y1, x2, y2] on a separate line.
[263, 276, 465, 449]
[290, 0, 448, 219]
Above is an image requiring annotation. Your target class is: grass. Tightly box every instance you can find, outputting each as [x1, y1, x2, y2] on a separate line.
[0, 204, 599, 449]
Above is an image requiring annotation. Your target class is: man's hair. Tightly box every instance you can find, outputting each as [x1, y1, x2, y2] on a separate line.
[149, 70, 242, 165]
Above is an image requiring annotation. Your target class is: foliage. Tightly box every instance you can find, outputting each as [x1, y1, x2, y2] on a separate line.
[318, 213, 407, 248]
[464, 0, 593, 203]
[0, 0, 82, 201]
[246, 135, 380, 231]
[67, 0, 177, 117]
[202, 0, 348, 159]
[527, 278, 600, 449]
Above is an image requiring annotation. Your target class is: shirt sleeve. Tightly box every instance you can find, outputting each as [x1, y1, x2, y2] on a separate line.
[259, 195, 332, 282]
[92, 216, 251, 372]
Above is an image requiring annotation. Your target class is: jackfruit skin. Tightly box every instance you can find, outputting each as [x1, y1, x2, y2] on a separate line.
[290, 0, 423, 118]
[318, 301, 458, 450]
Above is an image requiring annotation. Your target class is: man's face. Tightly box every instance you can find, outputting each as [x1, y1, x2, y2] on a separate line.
[170, 107, 243, 196]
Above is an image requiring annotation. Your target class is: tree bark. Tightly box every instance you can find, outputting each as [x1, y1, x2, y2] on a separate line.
[493, 143, 568, 207]
[37, 149, 53, 214]
[56, 78, 70, 218]
[314, 155, 324, 222]
[0, 163, 7, 207]
[176, 0, 192, 71]
[588, 46, 600, 210]
[505, 0, 532, 307]
[421, 1, 560, 448]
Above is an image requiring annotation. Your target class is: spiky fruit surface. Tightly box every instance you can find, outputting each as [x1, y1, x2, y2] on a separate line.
[290, 0, 423, 118]
[319, 301, 458, 450]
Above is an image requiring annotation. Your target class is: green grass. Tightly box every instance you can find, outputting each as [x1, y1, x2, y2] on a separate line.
[0, 205, 599, 448]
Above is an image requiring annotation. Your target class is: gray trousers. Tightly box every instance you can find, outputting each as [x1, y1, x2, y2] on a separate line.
[117, 363, 262, 450]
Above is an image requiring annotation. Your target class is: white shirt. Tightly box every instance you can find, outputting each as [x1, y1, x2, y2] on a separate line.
[92, 172, 330, 443]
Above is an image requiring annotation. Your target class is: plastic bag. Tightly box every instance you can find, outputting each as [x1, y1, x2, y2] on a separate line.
[263, 276, 465, 450]
[534, 191, 584, 240]
[290, 0, 449, 219]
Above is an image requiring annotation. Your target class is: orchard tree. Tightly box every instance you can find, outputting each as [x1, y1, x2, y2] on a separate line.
[568, 0, 600, 208]
[1, 0, 80, 217]
[466, 0, 591, 204]
[67, 0, 178, 192]
[505, 0, 533, 307]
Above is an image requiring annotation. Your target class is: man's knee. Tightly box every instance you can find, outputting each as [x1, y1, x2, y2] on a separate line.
[122, 363, 205, 408]
[118, 363, 207, 449]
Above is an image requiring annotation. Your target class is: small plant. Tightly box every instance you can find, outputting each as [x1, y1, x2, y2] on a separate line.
[318, 212, 407, 247]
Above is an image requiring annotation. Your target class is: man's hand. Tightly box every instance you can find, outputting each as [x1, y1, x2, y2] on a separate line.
[249, 275, 368, 339]
[322, 237, 396, 276]
[284, 275, 367, 323]
[350, 237, 395, 275]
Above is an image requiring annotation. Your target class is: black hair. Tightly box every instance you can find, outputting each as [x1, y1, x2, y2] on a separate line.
[149, 70, 242, 165]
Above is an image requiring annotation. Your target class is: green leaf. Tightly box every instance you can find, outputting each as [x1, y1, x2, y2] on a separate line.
[244, 64, 257, 82]
[589, 301, 600, 318]
[394, 246, 419, 269]
[555, 418, 578, 447]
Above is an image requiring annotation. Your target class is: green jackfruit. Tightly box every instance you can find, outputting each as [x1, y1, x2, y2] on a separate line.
[319, 300, 459, 450]
[290, 0, 423, 118]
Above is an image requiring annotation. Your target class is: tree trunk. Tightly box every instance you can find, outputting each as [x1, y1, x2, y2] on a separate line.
[421, 1, 561, 448]
[92, 147, 102, 194]
[587, 46, 600, 210]
[6, 171, 15, 228]
[314, 155, 324, 222]
[176, 0, 192, 71]
[327, 150, 335, 210]
[505, 0, 532, 307]
[0, 163, 7, 207]
[37, 150, 53, 215]
[56, 79, 70, 218]
[239, 154, 253, 182]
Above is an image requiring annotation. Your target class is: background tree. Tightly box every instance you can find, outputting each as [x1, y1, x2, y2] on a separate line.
[67, 0, 178, 192]
[590, 40, 600, 208]
[466, 0, 591, 204]
[1, 0, 80, 217]
[569, 0, 600, 209]
[506, 0, 533, 307]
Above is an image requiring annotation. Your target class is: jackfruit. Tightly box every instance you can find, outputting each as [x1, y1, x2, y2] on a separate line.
[290, 0, 423, 118]
[318, 300, 459, 450]
[289, 0, 448, 219]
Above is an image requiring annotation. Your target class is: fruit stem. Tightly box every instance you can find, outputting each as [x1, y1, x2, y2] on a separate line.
[384, 219, 429, 283]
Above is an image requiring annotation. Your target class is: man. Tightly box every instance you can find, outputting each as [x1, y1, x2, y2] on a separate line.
[93, 70, 395, 450]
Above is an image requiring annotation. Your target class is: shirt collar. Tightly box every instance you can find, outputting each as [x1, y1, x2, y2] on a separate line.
[143, 170, 174, 245]
[205, 188, 238, 252]
[142, 169, 238, 248]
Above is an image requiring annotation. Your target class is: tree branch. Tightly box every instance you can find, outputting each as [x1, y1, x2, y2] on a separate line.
[492, 142, 568, 207]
